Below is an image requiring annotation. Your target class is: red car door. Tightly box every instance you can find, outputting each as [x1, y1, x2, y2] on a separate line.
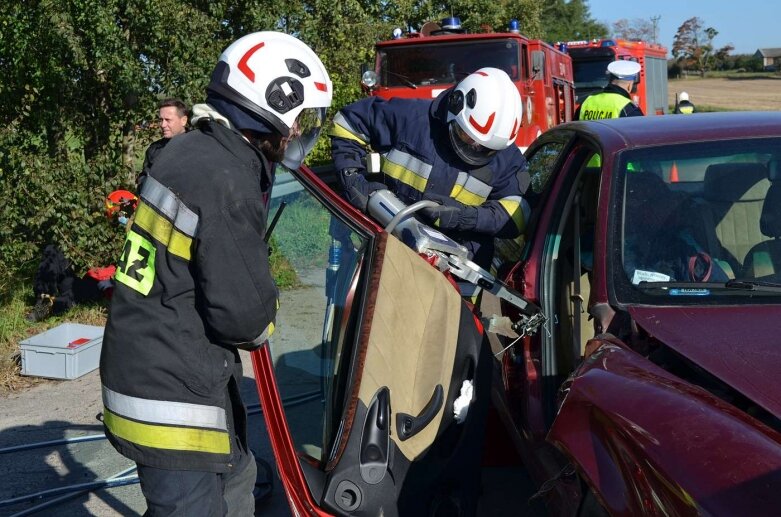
[251, 165, 497, 516]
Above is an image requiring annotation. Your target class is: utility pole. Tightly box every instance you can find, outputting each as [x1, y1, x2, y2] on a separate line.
[651, 15, 661, 44]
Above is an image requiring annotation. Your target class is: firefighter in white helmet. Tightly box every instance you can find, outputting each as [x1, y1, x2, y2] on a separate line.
[330, 67, 530, 268]
[100, 31, 332, 514]
[674, 91, 696, 114]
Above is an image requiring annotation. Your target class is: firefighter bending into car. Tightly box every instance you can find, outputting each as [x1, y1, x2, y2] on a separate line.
[575, 60, 644, 120]
[330, 67, 530, 269]
[99, 32, 332, 515]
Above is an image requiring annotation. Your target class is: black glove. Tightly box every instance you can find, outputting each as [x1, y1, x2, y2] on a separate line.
[340, 168, 385, 213]
[420, 193, 477, 231]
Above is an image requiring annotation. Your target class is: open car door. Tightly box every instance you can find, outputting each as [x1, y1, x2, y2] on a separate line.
[251, 166, 506, 516]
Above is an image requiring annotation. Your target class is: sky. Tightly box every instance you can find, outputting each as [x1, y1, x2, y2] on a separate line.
[587, 0, 781, 56]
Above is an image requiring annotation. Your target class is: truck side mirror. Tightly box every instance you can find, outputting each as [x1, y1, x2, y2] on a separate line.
[531, 51, 545, 81]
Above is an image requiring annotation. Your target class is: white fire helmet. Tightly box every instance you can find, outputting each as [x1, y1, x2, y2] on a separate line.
[679, 91, 690, 102]
[207, 31, 333, 169]
[446, 67, 522, 166]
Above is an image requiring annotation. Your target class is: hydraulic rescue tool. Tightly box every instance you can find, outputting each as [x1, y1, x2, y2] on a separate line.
[366, 189, 545, 340]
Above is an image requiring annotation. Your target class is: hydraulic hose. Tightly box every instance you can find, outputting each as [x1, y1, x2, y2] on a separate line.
[0, 474, 138, 509]
[0, 434, 107, 455]
[9, 465, 138, 517]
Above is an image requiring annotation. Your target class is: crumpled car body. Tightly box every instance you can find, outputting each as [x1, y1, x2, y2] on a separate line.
[252, 112, 781, 516]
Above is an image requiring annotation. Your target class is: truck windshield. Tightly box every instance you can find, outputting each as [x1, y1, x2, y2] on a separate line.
[572, 58, 611, 90]
[569, 47, 615, 104]
[377, 39, 520, 87]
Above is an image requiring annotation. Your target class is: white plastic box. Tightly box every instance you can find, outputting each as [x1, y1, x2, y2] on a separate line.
[20, 323, 104, 379]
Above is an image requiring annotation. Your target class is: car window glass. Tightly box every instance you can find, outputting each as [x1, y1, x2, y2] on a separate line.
[613, 138, 781, 302]
[267, 169, 370, 464]
[527, 141, 566, 194]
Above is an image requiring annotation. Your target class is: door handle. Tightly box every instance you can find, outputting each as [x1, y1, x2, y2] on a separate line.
[359, 387, 390, 485]
[396, 384, 444, 441]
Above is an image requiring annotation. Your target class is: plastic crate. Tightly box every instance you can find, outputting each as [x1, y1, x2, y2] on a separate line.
[20, 323, 104, 379]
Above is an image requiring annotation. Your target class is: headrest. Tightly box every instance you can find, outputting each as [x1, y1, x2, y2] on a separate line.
[703, 163, 769, 202]
[761, 182, 781, 238]
[625, 172, 687, 231]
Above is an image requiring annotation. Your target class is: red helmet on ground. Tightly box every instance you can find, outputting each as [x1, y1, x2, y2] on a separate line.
[105, 190, 138, 223]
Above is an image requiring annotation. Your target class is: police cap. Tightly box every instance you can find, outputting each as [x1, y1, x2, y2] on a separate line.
[607, 60, 641, 81]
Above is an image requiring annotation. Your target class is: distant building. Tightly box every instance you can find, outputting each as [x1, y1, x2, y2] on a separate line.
[754, 48, 781, 71]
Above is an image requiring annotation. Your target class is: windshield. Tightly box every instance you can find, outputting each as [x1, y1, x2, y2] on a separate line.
[377, 39, 520, 87]
[614, 137, 781, 303]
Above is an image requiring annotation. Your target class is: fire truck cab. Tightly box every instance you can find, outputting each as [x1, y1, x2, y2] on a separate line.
[564, 38, 669, 116]
[361, 18, 575, 151]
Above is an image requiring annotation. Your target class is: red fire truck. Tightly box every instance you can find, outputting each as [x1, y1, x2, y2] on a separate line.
[563, 38, 669, 115]
[360, 18, 575, 150]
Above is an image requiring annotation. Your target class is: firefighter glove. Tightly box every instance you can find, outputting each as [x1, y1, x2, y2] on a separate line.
[420, 193, 477, 231]
[340, 168, 385, 213]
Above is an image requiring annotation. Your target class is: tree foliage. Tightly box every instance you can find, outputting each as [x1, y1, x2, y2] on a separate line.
[672, 16, 723, 76]
[540, 0, 608, 43]
[0, 1, 554, 287]
[612, 18, 656, 42]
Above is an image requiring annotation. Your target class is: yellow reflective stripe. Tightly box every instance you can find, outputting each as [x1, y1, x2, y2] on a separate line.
[134, 203, 193, 260]
[381, 157, 429, 192]
[104, 409, 230, 454]
[329, 123, 368, 145]
[450, 187, 487, 206]
[499, 198, 527, 231]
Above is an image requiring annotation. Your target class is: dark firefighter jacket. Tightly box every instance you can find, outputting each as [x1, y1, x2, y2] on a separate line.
[574, 83, 644, 120]
[136, 137, 170, 190]
[100, 119, 278, 473]
[330, 93, 530, 268]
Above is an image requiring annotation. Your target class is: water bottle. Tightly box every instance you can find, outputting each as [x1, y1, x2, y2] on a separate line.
[325, 238, 341, 297]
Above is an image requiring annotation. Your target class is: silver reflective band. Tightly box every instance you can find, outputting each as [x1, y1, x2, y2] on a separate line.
[102, 385, 227, 431]
[385, 149, 433, 179]
[140, 176, 199, 237]
[460, 175, 493, 199]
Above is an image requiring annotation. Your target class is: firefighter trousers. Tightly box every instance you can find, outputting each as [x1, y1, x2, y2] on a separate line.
[137, 450, 257, 517]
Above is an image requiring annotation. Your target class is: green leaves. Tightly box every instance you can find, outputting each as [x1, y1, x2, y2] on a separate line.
[0, 1, 556, 287]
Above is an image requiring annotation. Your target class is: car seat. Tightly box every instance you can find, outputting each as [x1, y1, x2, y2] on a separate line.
[701, 163, 770, 269]
[742, 161, 781, 280]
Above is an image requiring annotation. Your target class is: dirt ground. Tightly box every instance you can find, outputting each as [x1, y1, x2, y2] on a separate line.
[668, 77, 781, 111]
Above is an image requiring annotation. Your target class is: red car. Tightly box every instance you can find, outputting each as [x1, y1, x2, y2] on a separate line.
[252, 111, 781, 516]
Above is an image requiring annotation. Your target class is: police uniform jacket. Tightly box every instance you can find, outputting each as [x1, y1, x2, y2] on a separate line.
[574, 83, 644, 120]
[100, 118, 278, 473]
[330, 94, 530, 268]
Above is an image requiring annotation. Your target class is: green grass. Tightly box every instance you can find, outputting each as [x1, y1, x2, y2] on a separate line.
[272, 196, 332, 270]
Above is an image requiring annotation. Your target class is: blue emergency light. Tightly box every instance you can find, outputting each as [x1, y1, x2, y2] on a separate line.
[441, 17, 462, 30]
[508, 19, 520, 33]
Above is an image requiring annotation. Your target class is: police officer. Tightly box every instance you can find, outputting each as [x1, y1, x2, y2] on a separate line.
[575, 60, 644, 120]
[99, 32, 332, 515]
[330, 67, 530, 269]
[674, 91, 696, 114]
